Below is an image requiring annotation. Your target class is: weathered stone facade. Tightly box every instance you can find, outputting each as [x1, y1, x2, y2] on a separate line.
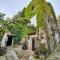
[27, 14, 60, 52]
[57, 16, 60, 33]
[24, 0, 60, 52]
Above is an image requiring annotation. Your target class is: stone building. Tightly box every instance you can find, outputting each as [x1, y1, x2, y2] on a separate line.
[1, 32, 14, 47]
[1, 0, 59, 53]
[27, 14, 60, 51]
[23, 0, 60, 52]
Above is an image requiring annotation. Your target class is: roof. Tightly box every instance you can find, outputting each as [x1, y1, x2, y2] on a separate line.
[28, 32, 36, 35]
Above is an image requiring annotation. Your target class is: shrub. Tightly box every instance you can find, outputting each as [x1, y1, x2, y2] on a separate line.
[37, 45, 48, 55]
[22, 43, 27, 50]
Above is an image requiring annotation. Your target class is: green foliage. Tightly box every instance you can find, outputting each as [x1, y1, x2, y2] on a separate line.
[17, 8, 25, 18]
[25, 0, 53, 29]
[0, 19, 9, 37]
[8, 0, 56, 40]
[7, 19, 30, 44]
[8, 23, 22, 44]
[37, 45, 48, 55]
[21, 8, 25, 17]
[0, 13, 5, 20]
[0, 0, 56, 45]
[47, 2, 56, 20]
[22, 43, 27, 50]
[21, 24, 29, 37]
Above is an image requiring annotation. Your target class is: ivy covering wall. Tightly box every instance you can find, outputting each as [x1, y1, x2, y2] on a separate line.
[23, 0, 56, 34]
[10, 0, 56, 40]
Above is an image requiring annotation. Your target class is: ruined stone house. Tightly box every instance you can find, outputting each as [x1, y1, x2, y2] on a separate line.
[0, 24, 14, 47]
[22, 0, 60, 51]
[0, 0, 60, 53]
[1, 32, 14, 47]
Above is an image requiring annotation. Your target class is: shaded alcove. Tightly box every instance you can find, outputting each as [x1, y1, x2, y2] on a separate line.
[6, 35, 13, 46]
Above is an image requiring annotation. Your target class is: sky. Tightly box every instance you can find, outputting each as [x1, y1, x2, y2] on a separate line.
[0, 0, 60, 18]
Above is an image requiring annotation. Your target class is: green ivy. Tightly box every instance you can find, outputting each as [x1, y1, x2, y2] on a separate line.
[10, 0, 56, 38]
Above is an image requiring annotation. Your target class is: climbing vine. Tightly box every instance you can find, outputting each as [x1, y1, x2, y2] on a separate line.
[11, 0, 56, 38]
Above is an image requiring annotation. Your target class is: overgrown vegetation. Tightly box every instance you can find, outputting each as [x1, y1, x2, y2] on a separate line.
[37, 44, 48, 55]
[0, 0, 56, 44]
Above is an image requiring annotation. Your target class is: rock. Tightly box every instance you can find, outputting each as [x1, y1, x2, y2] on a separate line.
[0, 55, 6, 60]
[29, 55, 33, 60]
[39, 55, 45, 60]
[6, 51, 20, 60]
[15, 50, 34, 60]
[0, 47, 6, 56]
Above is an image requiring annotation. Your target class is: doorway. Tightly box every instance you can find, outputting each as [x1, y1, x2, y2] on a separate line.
[6, 36, 12, 46]
[32, 37, 35, 51]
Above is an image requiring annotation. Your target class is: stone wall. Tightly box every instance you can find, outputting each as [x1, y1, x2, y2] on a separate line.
[44, 14, 60, 51]
[57, 16, 60, 33]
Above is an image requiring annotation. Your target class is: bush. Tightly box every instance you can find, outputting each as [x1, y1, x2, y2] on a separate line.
[22, 43, 27, 50]
[37, 45, 48, 55]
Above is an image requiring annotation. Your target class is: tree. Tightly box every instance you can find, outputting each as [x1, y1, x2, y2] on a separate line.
[7, 18, 30, 44]
[18, 8, 25, 17]
[0, 13, 5, 20]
